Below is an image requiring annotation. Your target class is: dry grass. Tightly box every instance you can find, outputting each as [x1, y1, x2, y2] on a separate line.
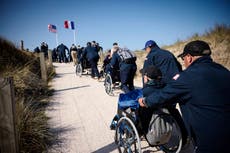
[0, 37, 55, 153]
[134, 24, 230, 70]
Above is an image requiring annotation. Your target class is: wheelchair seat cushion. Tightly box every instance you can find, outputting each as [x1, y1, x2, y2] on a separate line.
[118, 89, 143, 110]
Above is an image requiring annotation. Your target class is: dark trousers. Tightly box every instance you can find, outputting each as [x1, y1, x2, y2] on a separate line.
[58, 51, 66, 63]
[120, 64, 137, 93]
[89, 58, 99, 78]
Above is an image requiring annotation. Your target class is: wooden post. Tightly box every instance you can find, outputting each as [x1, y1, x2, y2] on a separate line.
[20, 40, 24, 51]
[0, 77, 19, 153]
[48, 50, 53, 68]
[39, 52, 47, 83]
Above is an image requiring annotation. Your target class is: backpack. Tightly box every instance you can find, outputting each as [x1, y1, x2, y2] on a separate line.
[117, 48, 136, 63]
[146, 108, 175, 146]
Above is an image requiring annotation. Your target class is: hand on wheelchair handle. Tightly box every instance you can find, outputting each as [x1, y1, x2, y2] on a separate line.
[138, 98, 147, 107]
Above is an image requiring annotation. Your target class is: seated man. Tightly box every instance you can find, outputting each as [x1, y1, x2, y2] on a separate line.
[138, 65, 166, 133]
[105, 51, 120, 84]
[140, 65, 188, 146]
[110, 65, 164, 130]
[100, 50, 112, 77]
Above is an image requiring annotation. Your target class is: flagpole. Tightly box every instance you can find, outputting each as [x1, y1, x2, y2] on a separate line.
[73, 30, 76, 45]
[56, 33, 58, 46]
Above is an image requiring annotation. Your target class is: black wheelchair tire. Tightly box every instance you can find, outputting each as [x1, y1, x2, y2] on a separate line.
[76, 64, 82, 77]
[115, 117, 142, 153]
[104, 73, 113, 95]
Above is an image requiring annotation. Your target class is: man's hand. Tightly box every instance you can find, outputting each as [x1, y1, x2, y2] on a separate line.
[138, 98, 146, 107]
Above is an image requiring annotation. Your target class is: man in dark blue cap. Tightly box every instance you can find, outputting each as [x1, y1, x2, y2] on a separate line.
[143, 40, 187, 148]
[142, 40, 182, 85]
[138, 40, 230, 153]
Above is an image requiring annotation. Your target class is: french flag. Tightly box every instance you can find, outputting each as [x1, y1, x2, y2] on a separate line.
[64, 20, 75, 30]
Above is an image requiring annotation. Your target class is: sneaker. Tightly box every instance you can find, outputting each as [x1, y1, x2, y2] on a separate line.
[110, 115, 119, 130]
[98, 77, 102, 81]
[110, 120, 117, 130]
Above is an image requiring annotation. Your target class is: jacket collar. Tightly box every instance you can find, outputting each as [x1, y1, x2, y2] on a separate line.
[189, 55, 213, 68]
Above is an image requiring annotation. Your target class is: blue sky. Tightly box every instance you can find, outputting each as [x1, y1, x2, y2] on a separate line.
[1, 0, 229, 51]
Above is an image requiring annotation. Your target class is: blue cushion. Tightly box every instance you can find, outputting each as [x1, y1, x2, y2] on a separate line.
[118, 89, 143, 109]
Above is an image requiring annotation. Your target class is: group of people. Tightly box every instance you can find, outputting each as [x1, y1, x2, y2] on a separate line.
[36, 39, 230, 153]
[109, 40, 230, 153]
[34, 42, 49, 59]
[52, 43, 85, 63]
[70, 40, 137, 91]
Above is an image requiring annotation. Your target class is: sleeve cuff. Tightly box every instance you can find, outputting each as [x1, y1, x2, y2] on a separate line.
[142, 97, 148, 108]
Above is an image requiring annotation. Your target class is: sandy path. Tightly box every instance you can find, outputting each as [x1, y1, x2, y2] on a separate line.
[47, 63, 165, 153]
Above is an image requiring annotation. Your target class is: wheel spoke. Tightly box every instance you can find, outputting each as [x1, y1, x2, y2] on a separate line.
[115, 117, 142, 153]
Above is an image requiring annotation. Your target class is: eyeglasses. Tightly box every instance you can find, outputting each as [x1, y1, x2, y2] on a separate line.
[180, 54, 188, 61]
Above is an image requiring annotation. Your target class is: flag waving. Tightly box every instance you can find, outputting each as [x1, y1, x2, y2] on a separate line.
[48, 24, 57, 33]
[64, 20, 75, 30]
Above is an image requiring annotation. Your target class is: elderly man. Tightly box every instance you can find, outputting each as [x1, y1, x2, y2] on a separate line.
[138, 40, 230, 153]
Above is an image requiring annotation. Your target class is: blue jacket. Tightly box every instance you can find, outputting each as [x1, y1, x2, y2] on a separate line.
[145, 56, 230, 153]
[57, 44, 69, 54]
[143, 46, 182, 84]
[82, 46, 99, 61]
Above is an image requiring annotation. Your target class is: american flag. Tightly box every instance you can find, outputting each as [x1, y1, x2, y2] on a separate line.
[48, 24, 57, 33]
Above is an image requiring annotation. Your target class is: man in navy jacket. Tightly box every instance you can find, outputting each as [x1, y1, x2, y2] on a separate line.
[143, 40, 182, 85]
[57, 43, 69, 63]
[81, 42, 100, 78]
[138, 40, 230, 153]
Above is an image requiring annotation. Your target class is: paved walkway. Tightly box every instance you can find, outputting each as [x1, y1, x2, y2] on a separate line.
[47, 63, 122, 153]
[47, 63, 176, 153]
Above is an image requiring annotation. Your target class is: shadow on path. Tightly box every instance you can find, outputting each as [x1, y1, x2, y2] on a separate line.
[92, 142, 118, 153]
[48, 125, 76, 153]
[55, 73, 75, 78]
[54, 85, 90, 93]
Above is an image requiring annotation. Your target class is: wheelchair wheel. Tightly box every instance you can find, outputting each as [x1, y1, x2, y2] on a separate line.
[115, 117, 142, 153]
[104, 73, 113, 95]
[159, 118, 182, 153]
[76, 64, 82, 77]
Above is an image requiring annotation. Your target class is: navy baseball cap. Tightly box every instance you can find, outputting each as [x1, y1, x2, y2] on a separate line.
[143, 40, 156, 50]
[178, 40, 211, 58]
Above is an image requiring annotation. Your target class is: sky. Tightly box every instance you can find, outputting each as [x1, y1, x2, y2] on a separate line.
[1, 0, 229, 51]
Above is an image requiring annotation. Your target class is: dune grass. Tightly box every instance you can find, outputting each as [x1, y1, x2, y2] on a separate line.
[134, 24, 230, 70]
[0, 37, 56, 153]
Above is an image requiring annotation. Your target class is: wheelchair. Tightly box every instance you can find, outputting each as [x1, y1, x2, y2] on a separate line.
[113, 90, 183, 153]
[76, 58, 91, 77]
[104, 69, 121, 95]
[99, 63, 107, 79]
